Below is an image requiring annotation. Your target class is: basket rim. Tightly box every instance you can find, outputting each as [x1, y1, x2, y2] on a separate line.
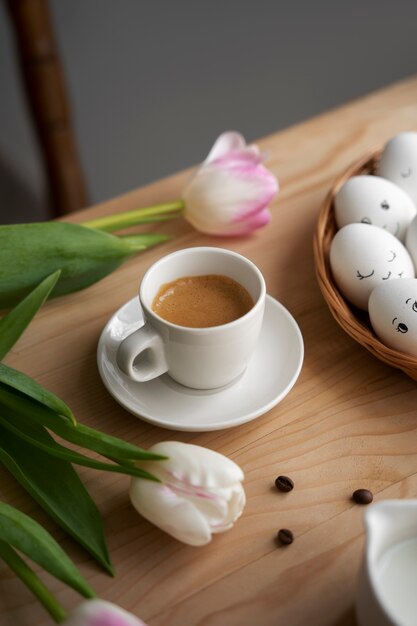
[313, 148, 417, 378]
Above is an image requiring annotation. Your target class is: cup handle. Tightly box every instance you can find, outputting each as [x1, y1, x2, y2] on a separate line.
[116, 324, 168, 382]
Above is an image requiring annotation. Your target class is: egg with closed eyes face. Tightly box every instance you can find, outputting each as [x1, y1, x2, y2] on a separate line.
[334, 175, 416, 241]
[369, 279, 417, 356]
[377, 132, 417, 204]
[330, 223, 415, 310]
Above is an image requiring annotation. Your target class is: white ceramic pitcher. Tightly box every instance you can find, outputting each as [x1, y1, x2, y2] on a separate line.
[356, 500, 417, 626]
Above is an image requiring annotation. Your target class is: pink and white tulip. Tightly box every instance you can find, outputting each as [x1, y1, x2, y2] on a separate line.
[129, 441, 246, 546]
[63, 599, 148, 626]
[182, 131, 278, 236]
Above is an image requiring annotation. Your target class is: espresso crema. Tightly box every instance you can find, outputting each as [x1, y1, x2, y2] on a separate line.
[151, 274, 254, 328]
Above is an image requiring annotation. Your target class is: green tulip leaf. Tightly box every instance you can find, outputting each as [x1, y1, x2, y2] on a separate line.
[0, 410, 158, 481]
[57, 421, 167, 461]
[63, 420, 167, 460]
[0, 501, 95, 598]
[0, 384, 165, 463]
[0, 540, 67, 623]
[0, 271, 61, 360]
[0, 425, 113, 574]
[0, 364, 75, 425]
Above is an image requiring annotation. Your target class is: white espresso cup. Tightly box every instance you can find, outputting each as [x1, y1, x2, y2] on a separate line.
[116, 246, 266, 389]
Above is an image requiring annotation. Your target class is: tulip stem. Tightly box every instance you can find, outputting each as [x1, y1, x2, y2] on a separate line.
[0, 539, 67, 623]
[83, 200, 185, 232]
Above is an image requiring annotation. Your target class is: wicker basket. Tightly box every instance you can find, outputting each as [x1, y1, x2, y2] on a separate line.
[313, 149, 417, 382]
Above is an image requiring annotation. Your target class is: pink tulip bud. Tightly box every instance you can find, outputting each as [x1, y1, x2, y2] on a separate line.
[63, 599, 148, 626]
[183, 131, 278, 236]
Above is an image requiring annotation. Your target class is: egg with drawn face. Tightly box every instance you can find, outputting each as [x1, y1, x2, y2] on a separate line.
[334, 175, 416, 242]
[377, 132, 417, 204]
[330, 223, 415, 310]
[369, 279, 417, 356]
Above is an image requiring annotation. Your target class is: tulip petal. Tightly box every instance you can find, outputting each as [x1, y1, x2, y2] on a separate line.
[131, 442, 246, 545]
[204, 484, 246, 533]
[184, 130, 278, 236]
[204, 131, 246, 164]
[185, 207, 271, 237]
[142, 442, 244, 488]
[233, 208, 272, 235]
[129, 479, 213, 546]
[63, 599, 147, 626]
[184, 165, 276, 231]
[213, 146, 263, 166]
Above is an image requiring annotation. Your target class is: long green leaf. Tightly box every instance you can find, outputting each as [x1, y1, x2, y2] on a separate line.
[0, 425, 113, 574]
[0, 540, 67, 623]
[0, 411, 158, 481]
[0, 384, 165, 462]
[0, 270, 61, 359]
[0, 224, 169, 308]
[60, 421, 167, 461]
[0, 364, 75, 425]
[0, 501, 94, 598]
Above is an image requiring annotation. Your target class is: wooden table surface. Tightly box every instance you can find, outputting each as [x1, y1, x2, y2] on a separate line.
[2, 76, 417, 626]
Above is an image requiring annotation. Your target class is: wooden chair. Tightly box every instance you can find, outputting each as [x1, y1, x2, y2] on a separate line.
[5, 0, 88, 216]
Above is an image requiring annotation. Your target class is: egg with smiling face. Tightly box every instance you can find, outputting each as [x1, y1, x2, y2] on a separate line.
[377, 132, 417, 204]
[330, 223, 415, 310]
[369, 279, 417, 356]
[334, 175, 416, 242]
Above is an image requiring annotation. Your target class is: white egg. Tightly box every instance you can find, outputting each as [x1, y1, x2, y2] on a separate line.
[329, 223, 415, 310]
[377, 132, 417, 204]
[369, 278, 417, 356]
[334, 175, 416, 241]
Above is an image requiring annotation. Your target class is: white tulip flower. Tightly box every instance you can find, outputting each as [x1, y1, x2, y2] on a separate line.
[129, 441, 245, 546]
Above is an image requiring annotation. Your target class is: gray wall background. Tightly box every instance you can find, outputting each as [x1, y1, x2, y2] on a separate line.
[1, 0, 416, 223]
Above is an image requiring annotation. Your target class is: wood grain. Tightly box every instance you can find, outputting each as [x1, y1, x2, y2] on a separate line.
[2, 76, 417, 626]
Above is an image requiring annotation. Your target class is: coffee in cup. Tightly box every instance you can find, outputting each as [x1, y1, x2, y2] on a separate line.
[151, 274, 254, 328]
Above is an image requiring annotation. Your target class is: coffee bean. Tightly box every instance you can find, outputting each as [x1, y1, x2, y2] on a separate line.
[277, 528, 294, 545]
[275, 475, 294, 492]
[352, 488, 373, 505]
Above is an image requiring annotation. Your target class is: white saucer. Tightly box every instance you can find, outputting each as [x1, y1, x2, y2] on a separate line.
[97, 295, 304, 431]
